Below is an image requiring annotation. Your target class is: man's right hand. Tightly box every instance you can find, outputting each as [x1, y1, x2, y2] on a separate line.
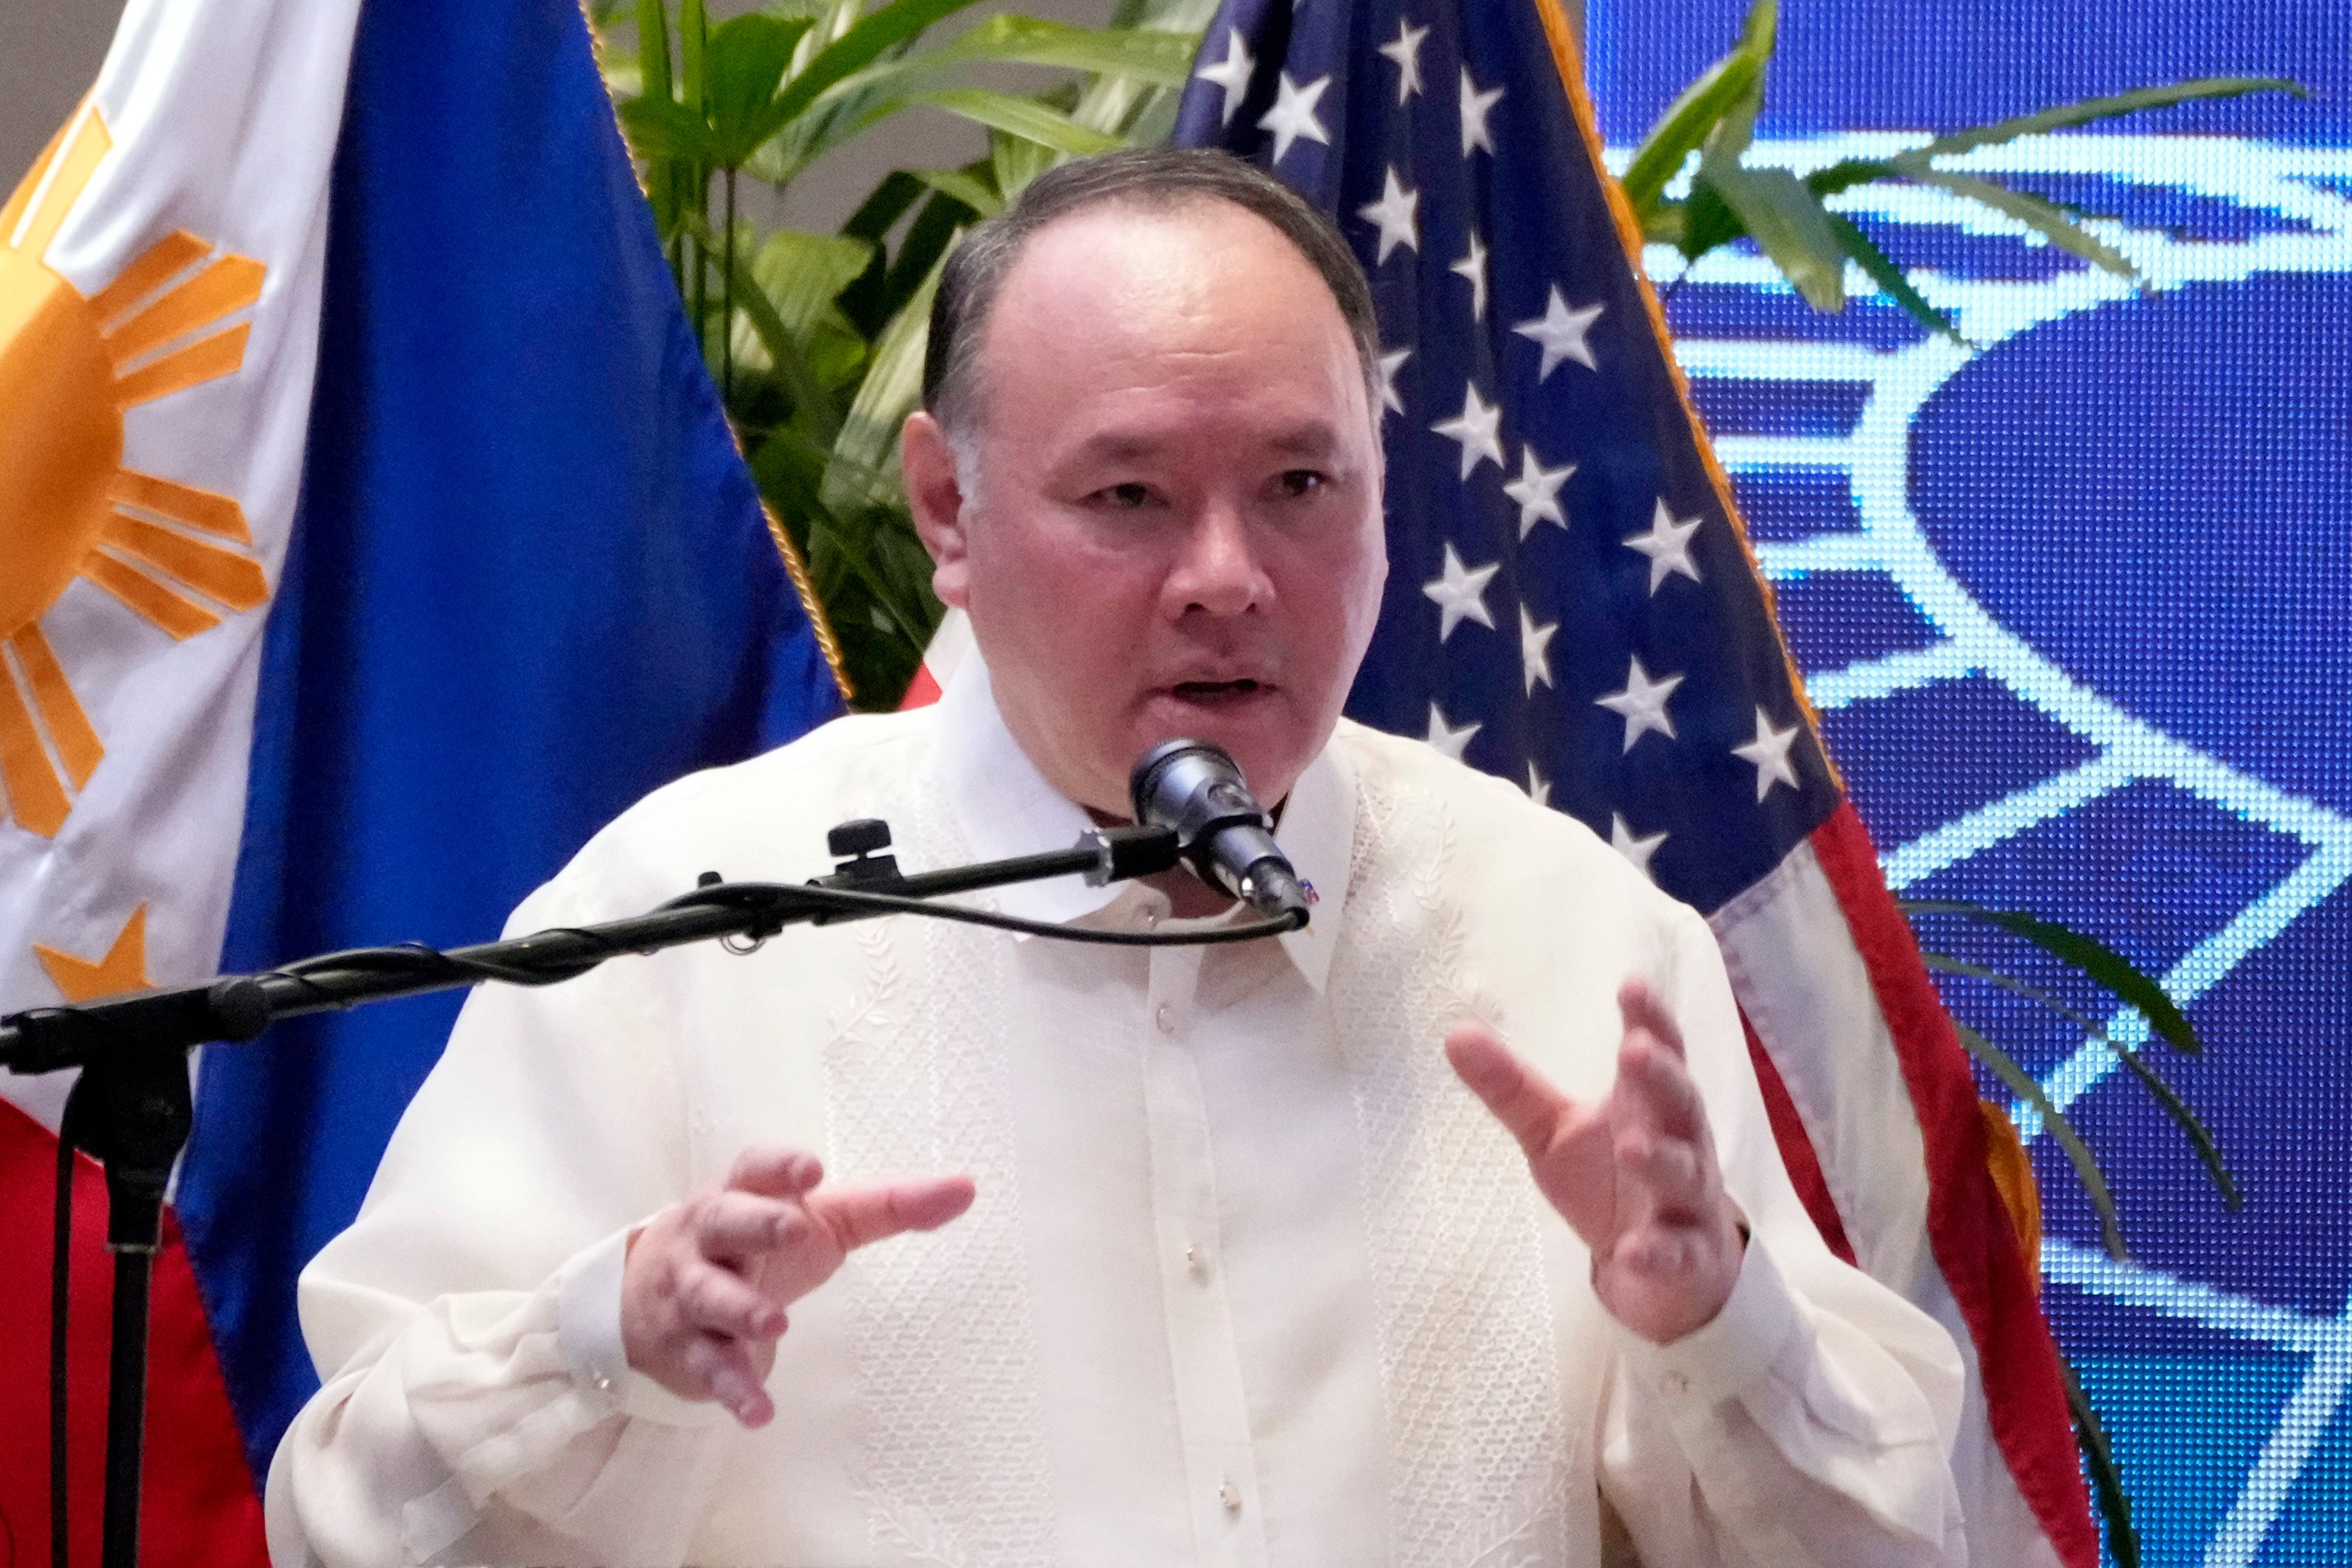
[620, 1145, 976, 1427]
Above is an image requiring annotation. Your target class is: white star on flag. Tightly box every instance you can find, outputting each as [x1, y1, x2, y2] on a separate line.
[1526, 762, 1551, 808]
[1422, 542, 1499, 641]
[1732, 707, 1803, 800]
[1431, 383, 1504, 480]
[1450, 231, 1489, 321]
[1519, 604, 1556, 693]
[1194, 29, 1256, 128]
[1377, 18, 1427, 104]
[1459, 67, 1504, 157]
[1610, 813, 1668, 878]
[1257, 72, 1331, 164]
[1375, 346, 1410, 417]
[1426, 702, 1481, 762]
[1596, 654, 1683, 751]
[1624, 498, 1703, 593]
[1513, 286, 1604, 379]
[1502, 445, 1573, 538]
[1357, 165, 1419, 264]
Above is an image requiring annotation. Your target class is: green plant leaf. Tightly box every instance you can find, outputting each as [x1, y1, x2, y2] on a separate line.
[1901, 900, 2204, 1055]
[617, 94, 724, 163]
[912, 165, 1003, 217]
[1071, 0, 1214, 138]
[767, 0, 990, 133]
[704, 13, 815, 165]
[826, 240, 950, 520]
[1821, 210, 1963, 341]
[680, 0, 709, 112]
[2060, 1356, 2142, 1568]
[1675, 179, 1746, 261]
[876, 188, 977, 326]
[752, 227, 877, 336]
[1953, 1023, 2126, 1258]
[846, 15, 1196, 94]
[1901, 170, 2141, 281]
[1700, 163, 1848, 312]
[990, 124, 1053, 203]
[1921, 950, 2239, 1207]
[928, 17, 1197, 84]
[1893, 77, 2303, 166]
[1620, 0, 1774, 219]
[843, 169, 927, 243]
[1804, 157, 1897, 199]
[914, 87, 1124, 155]
[1621, 56, 1764, 220]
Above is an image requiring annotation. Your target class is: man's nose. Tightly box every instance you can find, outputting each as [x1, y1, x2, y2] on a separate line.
[1167, 503, 1273, 617]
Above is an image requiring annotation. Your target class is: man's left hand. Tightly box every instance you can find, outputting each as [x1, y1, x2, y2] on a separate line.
[1445, 979, 1745, 1345]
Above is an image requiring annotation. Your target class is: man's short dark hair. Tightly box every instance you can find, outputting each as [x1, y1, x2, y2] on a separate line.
[921, 148, 1380, 441]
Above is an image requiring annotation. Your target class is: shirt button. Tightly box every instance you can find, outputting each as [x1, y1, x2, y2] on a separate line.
[1219, 1479, 1242, 1515]
[1186, 1246, 1208, 1282]
[1155, 1003, 1176, 1034]
[594, 1374, 614, 1392]
[1662, 1371, 1690, 1397]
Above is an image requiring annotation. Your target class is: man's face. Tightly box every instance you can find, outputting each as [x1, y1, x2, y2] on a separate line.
[903, 199, 1387, 817]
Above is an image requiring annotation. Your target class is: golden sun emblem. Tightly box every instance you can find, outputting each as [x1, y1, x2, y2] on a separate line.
[1, 103, 270, 840]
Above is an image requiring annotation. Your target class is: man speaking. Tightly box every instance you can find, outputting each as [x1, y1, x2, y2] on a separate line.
[266, 149, 1967, 1567]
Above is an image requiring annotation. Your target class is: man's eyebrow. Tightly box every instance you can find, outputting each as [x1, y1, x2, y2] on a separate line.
[1072, 431, 1166, 465]
[1064, 423, 1344, 466]
[1264, 424, 1341, 458]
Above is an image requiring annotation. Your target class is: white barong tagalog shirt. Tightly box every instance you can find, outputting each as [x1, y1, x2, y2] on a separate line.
[267, 661, 1969, 1568]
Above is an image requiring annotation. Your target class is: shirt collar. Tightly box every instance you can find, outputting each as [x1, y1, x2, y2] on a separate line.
[932, 653, 1351, 992]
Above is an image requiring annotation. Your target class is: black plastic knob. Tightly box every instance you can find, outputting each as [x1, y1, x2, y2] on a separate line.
[827, 818, 892, 858]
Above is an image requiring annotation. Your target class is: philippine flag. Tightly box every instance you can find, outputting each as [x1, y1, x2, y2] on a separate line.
[0, 0, 844, 1558]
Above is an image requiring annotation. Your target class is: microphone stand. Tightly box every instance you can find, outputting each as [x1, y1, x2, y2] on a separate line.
[4, 817, 1183, 1568]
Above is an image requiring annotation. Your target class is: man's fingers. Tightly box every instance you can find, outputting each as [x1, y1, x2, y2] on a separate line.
[681, 1334, 774, 1428]
[676, 1258, 787, 1342]
[809, 1174, 977, 1253]
[1617, 980, 1687, 1060]
[726, 1146, 824, 1198]
[1616, 1130, 1711, 1221]
[1615, 1028, 1709, 1145]
[694, 1190, 800, 1264]
[1444, 1022, 1572, 1158]
[1613, 1225, 1697, 1280]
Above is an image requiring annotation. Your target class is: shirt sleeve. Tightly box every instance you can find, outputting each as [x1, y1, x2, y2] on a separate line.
[262, 862, 731, 1568]
[1595, 901, 1970, 1568]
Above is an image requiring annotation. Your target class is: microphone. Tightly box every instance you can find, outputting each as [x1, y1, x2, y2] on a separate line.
[1129, 740, 1311, 925]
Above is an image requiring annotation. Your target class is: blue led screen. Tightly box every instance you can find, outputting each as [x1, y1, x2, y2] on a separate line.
[1586, 3, 2352, 1561]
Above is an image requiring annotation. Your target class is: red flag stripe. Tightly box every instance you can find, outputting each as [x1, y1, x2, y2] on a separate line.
[0, 1100, 267, 1567]
[1807, 802, 2099, 1568]
[1742, 1009, 1859, 1269]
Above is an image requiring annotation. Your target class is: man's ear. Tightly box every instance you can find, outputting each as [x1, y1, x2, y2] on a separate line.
[901, 411, 971, 610]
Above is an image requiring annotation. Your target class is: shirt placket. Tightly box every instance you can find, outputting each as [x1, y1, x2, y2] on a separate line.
[1142, 941, 1270, 1568]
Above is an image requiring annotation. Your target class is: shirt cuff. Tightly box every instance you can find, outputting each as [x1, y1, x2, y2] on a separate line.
[553, 1221, 731, 1429]
[1622, 1232, 1806, 1411]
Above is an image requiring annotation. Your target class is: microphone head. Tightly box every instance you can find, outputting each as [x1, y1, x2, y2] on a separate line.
[1129, 739, 1265, 844]
[1129, 740, 1308, 924]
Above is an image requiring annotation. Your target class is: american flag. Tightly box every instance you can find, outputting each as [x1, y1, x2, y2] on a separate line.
[1159, 2, 2097, 1563]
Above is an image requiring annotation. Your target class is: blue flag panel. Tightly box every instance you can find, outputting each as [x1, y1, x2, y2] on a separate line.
[174, 0, 840, 1476]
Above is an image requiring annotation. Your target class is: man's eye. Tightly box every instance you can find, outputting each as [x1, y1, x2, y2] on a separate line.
[1098, 482, 1154, 510]
[1277, 469, 1328, 498]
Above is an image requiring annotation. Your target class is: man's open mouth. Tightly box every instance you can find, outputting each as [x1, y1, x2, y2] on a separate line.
[1170, 678, 1266, 702]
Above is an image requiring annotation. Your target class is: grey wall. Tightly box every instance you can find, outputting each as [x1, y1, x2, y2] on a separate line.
[1, 0, 129, 177]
